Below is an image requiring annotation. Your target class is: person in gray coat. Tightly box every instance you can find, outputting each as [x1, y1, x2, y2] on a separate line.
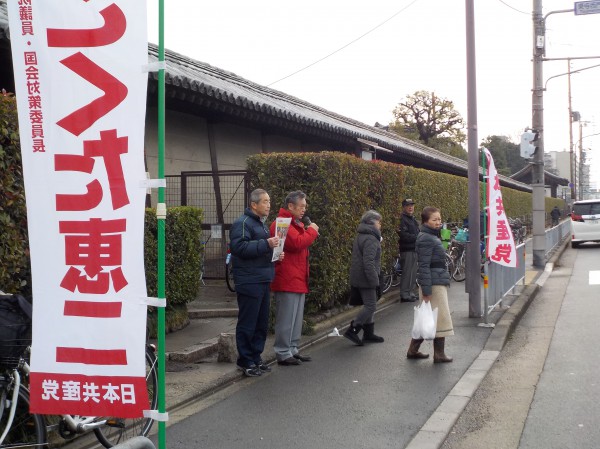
[407, 206, 453, 363]
[344, 210, 385, 345]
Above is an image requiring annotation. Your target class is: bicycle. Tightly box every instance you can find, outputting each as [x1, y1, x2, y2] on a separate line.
[508, 217, 526, 245]
[1, 344, 158, 449]
[0, 346, 46, 449]
[447, 239, 467, 282]
[381, 255, 402, 294]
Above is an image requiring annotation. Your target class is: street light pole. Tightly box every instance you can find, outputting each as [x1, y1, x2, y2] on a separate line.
[532, 0, 546, 267]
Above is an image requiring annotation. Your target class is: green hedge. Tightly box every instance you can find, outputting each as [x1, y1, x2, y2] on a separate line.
[0, 93, 30, 295]
[145, 207, 203, 335]
[247, 152, 566, 311]
[248, 153, 404, 312]
[0, 90, 202, 331]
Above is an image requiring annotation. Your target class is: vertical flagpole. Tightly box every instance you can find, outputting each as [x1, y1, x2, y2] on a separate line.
[157, 1, 167, 449]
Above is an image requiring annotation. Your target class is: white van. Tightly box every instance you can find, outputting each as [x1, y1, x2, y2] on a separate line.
[570, 199, 600, 248]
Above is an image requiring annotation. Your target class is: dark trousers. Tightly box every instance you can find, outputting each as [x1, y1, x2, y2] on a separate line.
[235, 282, 270, 368]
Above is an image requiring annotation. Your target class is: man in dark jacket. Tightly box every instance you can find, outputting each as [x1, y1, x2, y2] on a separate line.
[230, 189, 282, 377]
[397, 198, 419, 302]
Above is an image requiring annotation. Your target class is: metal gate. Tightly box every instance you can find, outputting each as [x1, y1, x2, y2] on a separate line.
[165, 170, 249, 278]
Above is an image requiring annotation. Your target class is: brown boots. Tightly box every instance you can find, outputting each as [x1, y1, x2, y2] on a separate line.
[406, 339, 429, 359]
[407, 338, 452, 363]
[433, 337, 453, 363]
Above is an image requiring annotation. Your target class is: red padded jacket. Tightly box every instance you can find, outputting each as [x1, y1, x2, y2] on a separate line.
[270, 208, 318, 293]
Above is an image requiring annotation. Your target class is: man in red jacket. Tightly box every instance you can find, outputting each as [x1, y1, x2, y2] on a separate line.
[271, 191, 319, 366]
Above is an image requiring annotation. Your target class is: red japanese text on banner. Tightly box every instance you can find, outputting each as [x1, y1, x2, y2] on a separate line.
[483, 147, 518, 268]
[7, 1, 149, 417]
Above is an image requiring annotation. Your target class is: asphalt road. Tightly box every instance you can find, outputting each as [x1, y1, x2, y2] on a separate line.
[154, 282, 494, 449]
[442, 243, 600, 449]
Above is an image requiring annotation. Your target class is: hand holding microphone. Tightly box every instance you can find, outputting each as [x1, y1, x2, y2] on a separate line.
[302, 215, 319, 234]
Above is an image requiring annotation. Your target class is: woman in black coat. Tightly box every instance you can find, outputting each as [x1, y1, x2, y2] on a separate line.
[344, 210, 385, 345]
[407, 206, 453, 363]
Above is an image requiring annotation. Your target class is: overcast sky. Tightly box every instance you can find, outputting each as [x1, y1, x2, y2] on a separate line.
[146, 0, 600, 187]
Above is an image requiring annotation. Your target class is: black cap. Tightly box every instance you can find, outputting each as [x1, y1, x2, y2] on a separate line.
[402, 198, 415, 206]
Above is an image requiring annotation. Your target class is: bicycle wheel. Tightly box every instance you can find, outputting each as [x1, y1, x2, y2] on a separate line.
[380, 266, 393, 294]
[93, 347, 158, 448]
[0, 381, 46, 449]
[225, 261, 236, 292]
[390, 270, 402, 288]
[390, 258, 402, 288]
[445, 253, 455, 279]
[452, 253, 466, 282]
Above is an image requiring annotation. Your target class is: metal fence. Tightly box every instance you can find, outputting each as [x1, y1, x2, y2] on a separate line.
[486, 242, 526, 315]
[545, 219, 570, 253]
[165, 171, 249, 278]
[485, 219, 571, 318]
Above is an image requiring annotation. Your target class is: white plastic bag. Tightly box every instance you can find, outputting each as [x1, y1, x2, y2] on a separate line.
[411, 301, 439, 340]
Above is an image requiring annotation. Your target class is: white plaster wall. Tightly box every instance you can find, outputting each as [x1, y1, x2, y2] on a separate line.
[144, 107, 211, 177]
[263, 134, 301, 153]
[212, 122, 262, 169]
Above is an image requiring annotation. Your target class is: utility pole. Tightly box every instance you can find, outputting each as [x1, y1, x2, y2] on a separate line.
[532, 0, 546, 268]
[567, 60, 577, 200]
[465, 0, 482, 317]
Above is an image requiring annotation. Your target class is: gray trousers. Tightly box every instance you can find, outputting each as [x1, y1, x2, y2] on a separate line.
[354, 288, 377, 325]
[274, 292, 305, 361]
[400, 251, 418, 299]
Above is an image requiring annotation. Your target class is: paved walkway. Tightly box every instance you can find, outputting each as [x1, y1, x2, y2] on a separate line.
[138, 237, 569, 449]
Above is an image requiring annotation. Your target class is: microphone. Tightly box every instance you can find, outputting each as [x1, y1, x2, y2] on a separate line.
[302, 215, 312, 226]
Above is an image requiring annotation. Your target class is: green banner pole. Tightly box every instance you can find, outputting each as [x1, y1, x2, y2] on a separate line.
[157, 1, 167, 449]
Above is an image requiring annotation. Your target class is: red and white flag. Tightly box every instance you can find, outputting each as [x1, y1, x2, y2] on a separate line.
[8, 1, 150, 417]
[483, 147, 517, 267]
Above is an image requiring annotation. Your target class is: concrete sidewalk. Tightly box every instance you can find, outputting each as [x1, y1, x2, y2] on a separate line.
[143, 236, 569, 449]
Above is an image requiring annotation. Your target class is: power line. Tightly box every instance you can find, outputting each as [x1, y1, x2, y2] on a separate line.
[497, 0, 529, 15]
[266, 0, 421, 87]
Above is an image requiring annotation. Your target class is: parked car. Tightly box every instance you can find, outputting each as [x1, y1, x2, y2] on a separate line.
[570, 199, 600, 248]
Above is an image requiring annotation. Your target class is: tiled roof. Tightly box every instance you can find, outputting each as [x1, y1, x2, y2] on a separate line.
[511, 164, 569, 186]
[0, 0, 530, 192]
[146, 44, 530, 192]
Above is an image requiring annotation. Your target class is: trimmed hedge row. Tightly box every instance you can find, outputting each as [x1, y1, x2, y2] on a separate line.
[247, 152, 565, 311]
[0, 93, 30, 295]
[145, 207, 203, 335]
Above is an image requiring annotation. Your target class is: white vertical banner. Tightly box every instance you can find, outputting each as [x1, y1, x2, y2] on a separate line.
[483, 147, 518, 268]
[8, 1, 149, 417]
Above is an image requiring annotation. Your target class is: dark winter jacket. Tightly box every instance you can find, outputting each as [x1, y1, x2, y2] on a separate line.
[270, 208, 318, 293]
[397, 213, 419, 253]
[349, 223, 382, 289]
[416, 224, 450, 296]
[550, 207, 561, 220]
[230, 208, 274, 285]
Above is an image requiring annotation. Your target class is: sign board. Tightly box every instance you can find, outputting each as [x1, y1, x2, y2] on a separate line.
[8, 1, 150, 418]
[574, 1, 600, 15]
[211, 224, 223, 239]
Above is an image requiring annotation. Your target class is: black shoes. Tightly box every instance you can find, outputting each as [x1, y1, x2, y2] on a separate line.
[400, 296, 418, 303]
[258, 361, 272, 373]
[237, 364, 262, 377]
[277, 357, 301, 366]
[362, 322, 384, 343]
[293, 353, 312, 362]
[343, 320, 364, 346]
